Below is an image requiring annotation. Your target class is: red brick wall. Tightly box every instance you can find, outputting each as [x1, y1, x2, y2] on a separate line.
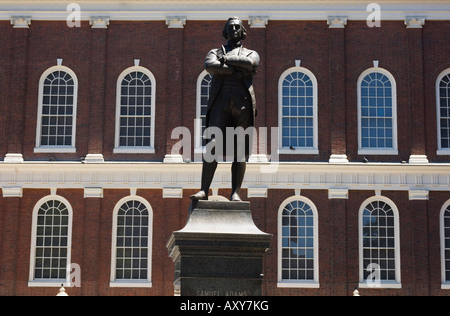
[1, 20, 449, 162]
[1, 19, 450, 296]
[1, 187, 450, 295]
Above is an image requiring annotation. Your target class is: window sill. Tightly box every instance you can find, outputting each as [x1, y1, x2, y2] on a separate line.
[358, 149, 398, 155]
[34, 147, 76, 153]
[278, 148, 319, 155]
[277, 281, 320, 288]
[437, 149, 450, 156]
[28, 280, 69, 287]
[358, 281, 402, 289]
[441, 283, 450, 290]
[109, 281, 152, 288]
[113, 147, 155, 154]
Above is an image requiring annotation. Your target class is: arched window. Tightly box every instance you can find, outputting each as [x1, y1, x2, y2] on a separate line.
[437, 69, 450, 155]
[358, 68, 398, 155]
[440, 200, 450, 289]
[110, 196, 153, 287]
[195, 70, 213, 152]
[114, 67, 156, 154]
[279, 67, 318, 154]
[359, 196, 401, 288]
[35, 66, 78, 153]
[278, 196, 319, 288]
[29, 196, 73, 287]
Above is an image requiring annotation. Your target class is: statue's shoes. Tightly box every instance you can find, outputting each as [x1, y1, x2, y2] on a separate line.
[190, 191, 208, 201]
[230, 193, 242, 202]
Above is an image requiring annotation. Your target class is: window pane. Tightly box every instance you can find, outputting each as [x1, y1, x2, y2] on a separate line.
[361, 200, 397, 282]
[439, 74, 450, 149]
[280, 71, 316, 149]
[40, 70, 75, 147]
[34, 200, 70, 280]
[118, 71, 153, 148]
[115, 200, 150, 280]
[280, 199, 316, 281]
[360, 72, 395, 149]
[444, 207, 450, 282]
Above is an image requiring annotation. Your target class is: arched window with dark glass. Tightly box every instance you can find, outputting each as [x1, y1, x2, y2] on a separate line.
[35, 66, 78, 153]
[278, 196, 319, 288]
[437, 70, 450, 154]
[278, 67, 318, 155]
[441, 201, 450, 288]
[195, 70, 213, 151]
[114, 67, 156, 154]
[110, 196, 153, 287]
[359, 197, 401, 288]
[358, 68, 398, 155]
[29, 196, 73, 286]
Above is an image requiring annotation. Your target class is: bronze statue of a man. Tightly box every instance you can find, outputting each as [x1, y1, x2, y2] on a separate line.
[191, 17, 260, 202]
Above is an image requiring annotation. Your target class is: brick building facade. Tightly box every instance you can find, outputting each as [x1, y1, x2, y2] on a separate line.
[0, 0, 450, 296]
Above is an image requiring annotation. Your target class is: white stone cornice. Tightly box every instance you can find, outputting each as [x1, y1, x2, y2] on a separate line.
[1, 162, 450, 194]
[405, 17, 425, 28]
[166, 16, 186, 28]
[327, 16, 347, 28]
[248, 16, 269, 28]
[89, 16, 110, 28]
[0, 2, 449, 22]
[10, 16, 31, 28]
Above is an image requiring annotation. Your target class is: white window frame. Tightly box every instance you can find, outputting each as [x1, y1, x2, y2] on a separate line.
[110, 195, 153, 288]
[35, 66, 78, 153]
[436, 69, 450, 155]
[114, 66, 156, 154]
[195, 70, 212, 154]
[28, 195, 73, 287]
[277, 196, 320, 288]
[358, 196, 401, 289]
[440, 200, 450, 289]
[357, 67, 398, 155]
[278, 67, 319, 155]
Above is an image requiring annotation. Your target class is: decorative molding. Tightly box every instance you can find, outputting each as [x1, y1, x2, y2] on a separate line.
[84, 187, 103, 198]
[1, 162, 450, 195]
[328, 188, 349, 199]
[166, 16, 186, 28]
[408, 189, 429, 200]
[248, 154, 269, 163]
[2, 187, 23, 198]
[163, 187, 183, 198]
[10, 16, 31, 28]
[163, 154, 184, 163]
[84, 154, 105, 163]
[327, 16, 347, 28]
[1, 2, 448, 22]
[405, 17, 425, 28]
[409, 155, 429, 164]
[329, 154, 349, 164]
[4, 154, 24, 163]
[247, 187, 268, 198]
[89, 16, 110, 28]
[248, 16, 269, 28]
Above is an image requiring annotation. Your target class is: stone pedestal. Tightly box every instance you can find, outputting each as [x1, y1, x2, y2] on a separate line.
[167, 201, 272, 296]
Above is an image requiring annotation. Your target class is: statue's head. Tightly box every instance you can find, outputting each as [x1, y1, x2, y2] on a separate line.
[222, 17, 247, 41]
